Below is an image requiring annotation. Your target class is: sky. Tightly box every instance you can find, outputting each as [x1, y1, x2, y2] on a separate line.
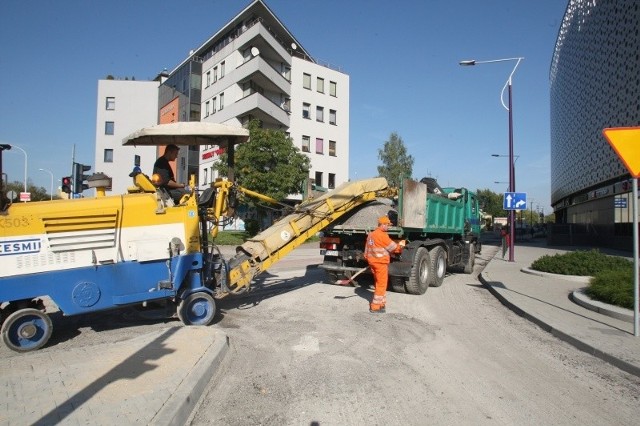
[0, 0, 568, 214]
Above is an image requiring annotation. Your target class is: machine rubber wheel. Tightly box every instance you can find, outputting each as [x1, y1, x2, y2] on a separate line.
[1, 308, 53, 352]
[389, 276, 406, 293]
[428, 246, 447, 287]
[463, 242, 476, 274]
[177, 292, 216, 326]
[405, 247, 430, 295]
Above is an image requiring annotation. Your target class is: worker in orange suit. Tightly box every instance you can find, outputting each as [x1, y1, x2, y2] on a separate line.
[364, 216, 405, 313]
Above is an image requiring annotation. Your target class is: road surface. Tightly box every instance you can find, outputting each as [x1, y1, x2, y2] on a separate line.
[190, 244, 639, 425]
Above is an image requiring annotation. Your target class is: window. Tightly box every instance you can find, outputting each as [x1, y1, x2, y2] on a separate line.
[328, 173, 335, 189]
[329, 140, 336, 156]
[303, 103, 310, 119]
[205, 101, 210, 117]
[219, 92, 224, 110]
[302, 135, 310, 152]
[213, 66, 218, 82]
[329, 109, 336, 125]
[203, 168, 208, 186]
[315, 171, 323, 187]
[104, 149, 113, 163]
[220, 61, 225, 78]
[303, 73, 311, 89]
[212, 97, 217, 113]
[317, 77, 324, 93]
[105, 121, 114, 135]
[330, 81, 337, 97]
[316, 106, 324, 122]
[315, 138, 323, 154]
[206, 71, 211, 87]
[281, 97, 291, 112]
[106, 97, 115, 110]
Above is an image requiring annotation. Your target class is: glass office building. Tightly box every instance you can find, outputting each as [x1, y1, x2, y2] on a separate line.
[549, 0, 640, 249]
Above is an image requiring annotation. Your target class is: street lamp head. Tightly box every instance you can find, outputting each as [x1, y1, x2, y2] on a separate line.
[459, 60, 476, 66]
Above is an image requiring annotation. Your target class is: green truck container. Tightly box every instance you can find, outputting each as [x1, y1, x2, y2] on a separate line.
[319, 177, 482, 294]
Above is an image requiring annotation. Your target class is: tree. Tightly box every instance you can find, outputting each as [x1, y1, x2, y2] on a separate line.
[4, 179, 58, 202]
[377, 132, 414, 188]
[476, 188, 505, 219]
[214, 120, 310, 200]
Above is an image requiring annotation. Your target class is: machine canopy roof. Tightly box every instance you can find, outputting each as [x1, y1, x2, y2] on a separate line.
[122, 122, 250, 148]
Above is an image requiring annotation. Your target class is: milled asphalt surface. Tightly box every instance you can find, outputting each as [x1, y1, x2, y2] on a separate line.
[1, 240, 639, 425]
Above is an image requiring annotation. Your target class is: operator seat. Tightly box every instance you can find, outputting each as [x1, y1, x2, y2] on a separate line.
[197, 187, 216, 209]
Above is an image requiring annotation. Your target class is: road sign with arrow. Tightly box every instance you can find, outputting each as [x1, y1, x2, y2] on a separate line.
[503, 192, 527, 210]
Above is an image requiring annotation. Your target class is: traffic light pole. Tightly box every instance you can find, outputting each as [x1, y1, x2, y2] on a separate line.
[73, 162, 91, 194]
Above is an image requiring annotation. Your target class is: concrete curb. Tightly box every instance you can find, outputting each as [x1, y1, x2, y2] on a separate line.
[520, 268, 633, 323]
[571, 289, 634, 323]
[521, 267, 591, 284]
[479, 271, 640, 378]
[151, 329, 230, 426]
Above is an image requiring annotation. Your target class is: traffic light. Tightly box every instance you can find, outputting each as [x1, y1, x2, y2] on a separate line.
[73, 162, 91, 193]
[61, 176, 72, 194]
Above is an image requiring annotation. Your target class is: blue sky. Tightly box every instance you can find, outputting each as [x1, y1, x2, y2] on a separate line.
[0, 0, 567, 214]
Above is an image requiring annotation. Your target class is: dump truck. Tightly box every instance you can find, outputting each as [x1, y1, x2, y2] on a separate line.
[0, 122, 393, 352]
[319, 177, 482, 294]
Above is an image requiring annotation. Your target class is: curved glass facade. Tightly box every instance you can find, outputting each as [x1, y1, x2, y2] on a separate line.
[550, 0, 640, 245]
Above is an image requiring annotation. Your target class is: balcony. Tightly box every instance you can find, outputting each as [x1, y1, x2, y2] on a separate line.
[213, 91, 290, 128]
[235, 56, 290, 96]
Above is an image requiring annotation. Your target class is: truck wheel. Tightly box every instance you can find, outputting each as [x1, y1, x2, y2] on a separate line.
[323, 271, 341, 285]
[463, 242, 476, 274]
[1, 308, 53, 352]
[428, 246, 446, 287]
[405, 247, 430, 295]
[177, 292, 216, 326]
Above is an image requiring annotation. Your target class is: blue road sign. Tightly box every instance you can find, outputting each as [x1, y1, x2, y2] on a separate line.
[504, 192, 527, 210]
[614, 198, 627, 208]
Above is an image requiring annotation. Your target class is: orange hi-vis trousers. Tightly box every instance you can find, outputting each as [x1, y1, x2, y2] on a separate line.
[369, 262, 388, 310]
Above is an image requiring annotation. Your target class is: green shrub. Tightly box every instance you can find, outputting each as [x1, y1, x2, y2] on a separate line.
[244, 219, 260, 237]
[531, 249, 634, 310]
[210, 230, 320, 246]
[530, 249, 632, 276]
[586, 269, 634, 310]
[211, 231, 247, 245]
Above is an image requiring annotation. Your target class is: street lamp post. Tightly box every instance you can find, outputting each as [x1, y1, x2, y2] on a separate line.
[461, 57, 524, 262]
[8, 144, 28, 199]
[491, 154, 519, 193]
[39, 168, 54, 200]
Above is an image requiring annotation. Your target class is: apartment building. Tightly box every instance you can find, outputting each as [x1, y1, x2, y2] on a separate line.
[94, 77, 162, 194]
[163, 0, 349, 193]
[94, 0, 349, 196]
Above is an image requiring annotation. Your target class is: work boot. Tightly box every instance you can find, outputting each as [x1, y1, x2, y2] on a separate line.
[369, 304, 386, 314]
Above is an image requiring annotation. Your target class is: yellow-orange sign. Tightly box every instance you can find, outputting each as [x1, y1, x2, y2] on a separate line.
[603, 127, 640, 178]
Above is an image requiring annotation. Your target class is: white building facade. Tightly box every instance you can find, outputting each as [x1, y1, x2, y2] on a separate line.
[187, 0, 349, 192]
[94, 78, 160, 194]
[94, 0, 349, 197]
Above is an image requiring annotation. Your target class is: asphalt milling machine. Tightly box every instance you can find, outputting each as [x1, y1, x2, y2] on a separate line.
[0, 122, 389, 352]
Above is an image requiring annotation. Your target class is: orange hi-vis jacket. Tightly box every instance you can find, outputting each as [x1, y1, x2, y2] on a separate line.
[364, 228, 399, 264]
